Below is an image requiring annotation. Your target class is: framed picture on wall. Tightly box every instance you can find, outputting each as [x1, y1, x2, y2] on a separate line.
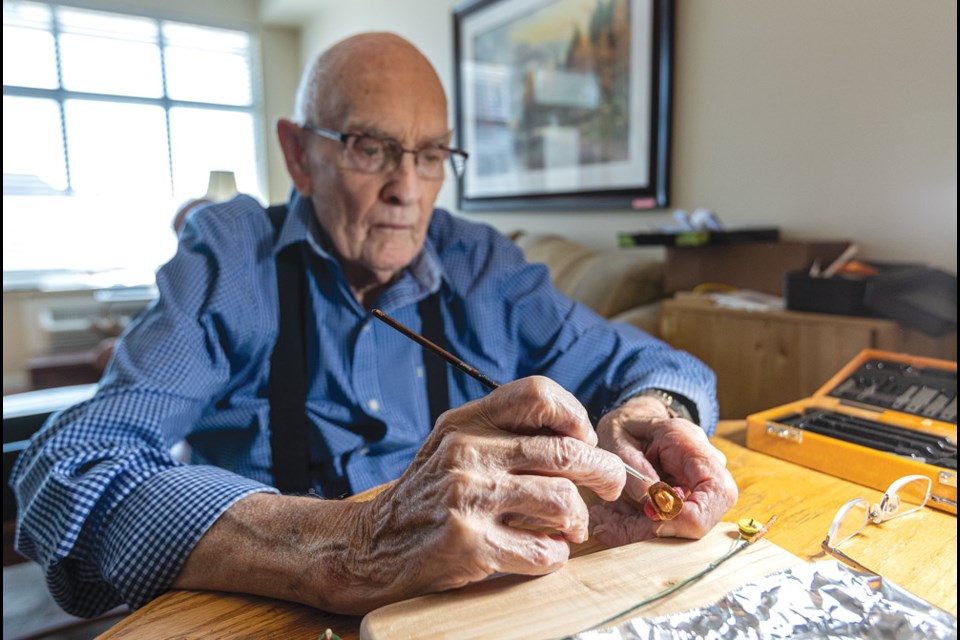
[452, 0, 673, 212]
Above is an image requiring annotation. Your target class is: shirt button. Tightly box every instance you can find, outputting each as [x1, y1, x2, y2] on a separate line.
[367, 398, 380, 412]
[416, 366, 424, 378]
[357, 445, 370, 456]
[362, 323, 372, 333]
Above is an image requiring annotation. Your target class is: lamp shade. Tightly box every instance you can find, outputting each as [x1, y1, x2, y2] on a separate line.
[205, 170, 238, 201]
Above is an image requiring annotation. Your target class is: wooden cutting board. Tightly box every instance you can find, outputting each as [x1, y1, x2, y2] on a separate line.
[360, 523, 804, 640]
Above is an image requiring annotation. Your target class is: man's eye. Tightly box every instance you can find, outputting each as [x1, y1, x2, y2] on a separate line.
[356, 138, 384, 157]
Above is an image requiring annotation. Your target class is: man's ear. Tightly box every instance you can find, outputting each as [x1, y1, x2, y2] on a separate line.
[277, 118, 312, 196]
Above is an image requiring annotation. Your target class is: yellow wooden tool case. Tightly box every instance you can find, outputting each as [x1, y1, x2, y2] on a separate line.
[746, 349, 957, 514]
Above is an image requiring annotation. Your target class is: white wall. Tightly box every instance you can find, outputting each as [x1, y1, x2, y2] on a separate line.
[286, 0, 956, 272]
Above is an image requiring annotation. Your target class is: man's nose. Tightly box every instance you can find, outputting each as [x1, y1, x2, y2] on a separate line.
[380, 151, 422, 205]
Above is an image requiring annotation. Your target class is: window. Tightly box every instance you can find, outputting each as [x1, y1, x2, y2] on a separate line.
[3, 1, 263, 288]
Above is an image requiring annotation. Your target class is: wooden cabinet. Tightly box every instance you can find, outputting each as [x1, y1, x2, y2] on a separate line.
[26, 350, 102, 390]
[659, 294, 957, 419]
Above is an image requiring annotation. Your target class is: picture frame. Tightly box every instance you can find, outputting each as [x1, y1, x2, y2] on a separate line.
[452, 0, 672, 212]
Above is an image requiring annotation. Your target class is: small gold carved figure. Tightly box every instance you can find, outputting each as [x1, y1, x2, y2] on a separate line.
[644, 482, 685, 520]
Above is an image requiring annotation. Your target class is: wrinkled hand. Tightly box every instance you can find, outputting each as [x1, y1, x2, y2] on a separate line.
[348, 376, 626, 608]
[590, 396, 737, 547]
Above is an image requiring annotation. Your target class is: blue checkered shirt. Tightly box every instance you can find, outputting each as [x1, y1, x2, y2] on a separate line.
[12, 192, 717, 617]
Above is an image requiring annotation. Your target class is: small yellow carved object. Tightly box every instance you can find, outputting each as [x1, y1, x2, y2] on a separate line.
[644, 481, 685, 521]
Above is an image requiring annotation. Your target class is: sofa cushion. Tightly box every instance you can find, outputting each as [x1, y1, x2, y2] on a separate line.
[513, 233, 664, 318]
[610, 303, 660, 337]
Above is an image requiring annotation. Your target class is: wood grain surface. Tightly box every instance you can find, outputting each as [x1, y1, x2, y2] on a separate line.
[98, 421, 957, 640]
[716, 421, 957, 613]
[360, 523, 801, 640]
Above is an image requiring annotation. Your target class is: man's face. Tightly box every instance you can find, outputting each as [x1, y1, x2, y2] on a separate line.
[304, 66, 449, 289]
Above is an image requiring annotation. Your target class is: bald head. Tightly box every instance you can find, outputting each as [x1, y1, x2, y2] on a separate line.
[293, 32, 447, 129]
[276, 32, 452, 304]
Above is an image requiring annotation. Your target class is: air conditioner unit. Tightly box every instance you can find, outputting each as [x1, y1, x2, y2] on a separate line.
[37, 304, 105, 352]
[36, 288, 155, 354]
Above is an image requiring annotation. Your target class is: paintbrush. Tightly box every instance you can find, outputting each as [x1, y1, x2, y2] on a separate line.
[371, 308, 684, 520]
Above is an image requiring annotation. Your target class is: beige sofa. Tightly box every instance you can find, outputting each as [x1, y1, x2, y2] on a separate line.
[512, 233, 666, 337]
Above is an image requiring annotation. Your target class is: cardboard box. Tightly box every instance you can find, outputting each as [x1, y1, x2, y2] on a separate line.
[747, 349, 957, 514]
[664, 241, 851, 295]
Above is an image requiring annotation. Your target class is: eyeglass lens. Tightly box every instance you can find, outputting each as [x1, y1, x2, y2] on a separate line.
[828, 476, 933, 549]
[829, 498, 870, 548]
[822, 475, 933, 577]
[876, 475, 931, 523]
[346, 135, 452, 179]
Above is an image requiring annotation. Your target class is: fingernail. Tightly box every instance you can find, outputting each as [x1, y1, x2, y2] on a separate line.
[655, 522, 676, 538]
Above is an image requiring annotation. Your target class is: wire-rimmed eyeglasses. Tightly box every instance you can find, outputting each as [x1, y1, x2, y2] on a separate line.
[821, 474, 932, 575]
[303, 125, 468, 181]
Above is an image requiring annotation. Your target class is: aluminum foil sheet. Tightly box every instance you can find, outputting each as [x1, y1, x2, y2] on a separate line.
[566, 561, 957, 640]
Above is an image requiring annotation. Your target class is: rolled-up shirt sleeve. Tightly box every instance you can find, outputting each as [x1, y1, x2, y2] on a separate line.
[15, 414, 274, 615]
[450, 226, 719, 435]
[11, 196, 279, 617]
[523, 302, 719, 434]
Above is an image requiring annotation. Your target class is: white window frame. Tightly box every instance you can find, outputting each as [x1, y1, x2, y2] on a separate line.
[2, 1, 266, 290]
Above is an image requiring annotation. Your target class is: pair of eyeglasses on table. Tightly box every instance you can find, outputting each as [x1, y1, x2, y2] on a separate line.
[821, 474, 935, 576]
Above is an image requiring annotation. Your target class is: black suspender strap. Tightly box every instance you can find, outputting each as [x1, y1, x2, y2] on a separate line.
[266, 202, 451, 493]
[267, 205, 312, 494]
[418, 292, 451, 428]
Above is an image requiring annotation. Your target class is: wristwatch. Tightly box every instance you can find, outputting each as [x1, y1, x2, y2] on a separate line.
[634, 388, 694, 422]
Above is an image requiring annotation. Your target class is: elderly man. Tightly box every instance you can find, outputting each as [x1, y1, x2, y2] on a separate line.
[13, 33, 736, 617]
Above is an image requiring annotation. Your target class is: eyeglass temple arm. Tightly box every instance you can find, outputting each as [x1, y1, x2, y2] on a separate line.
[930, 494, 957, 509]
[820, 538, 882, 577]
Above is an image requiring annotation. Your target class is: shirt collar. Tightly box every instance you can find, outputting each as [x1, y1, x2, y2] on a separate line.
[273, 190, 314, 253]
[274, 191, 444, 298]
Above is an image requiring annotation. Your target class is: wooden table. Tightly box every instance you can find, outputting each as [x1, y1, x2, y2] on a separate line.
[99, 421, 957, 639]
